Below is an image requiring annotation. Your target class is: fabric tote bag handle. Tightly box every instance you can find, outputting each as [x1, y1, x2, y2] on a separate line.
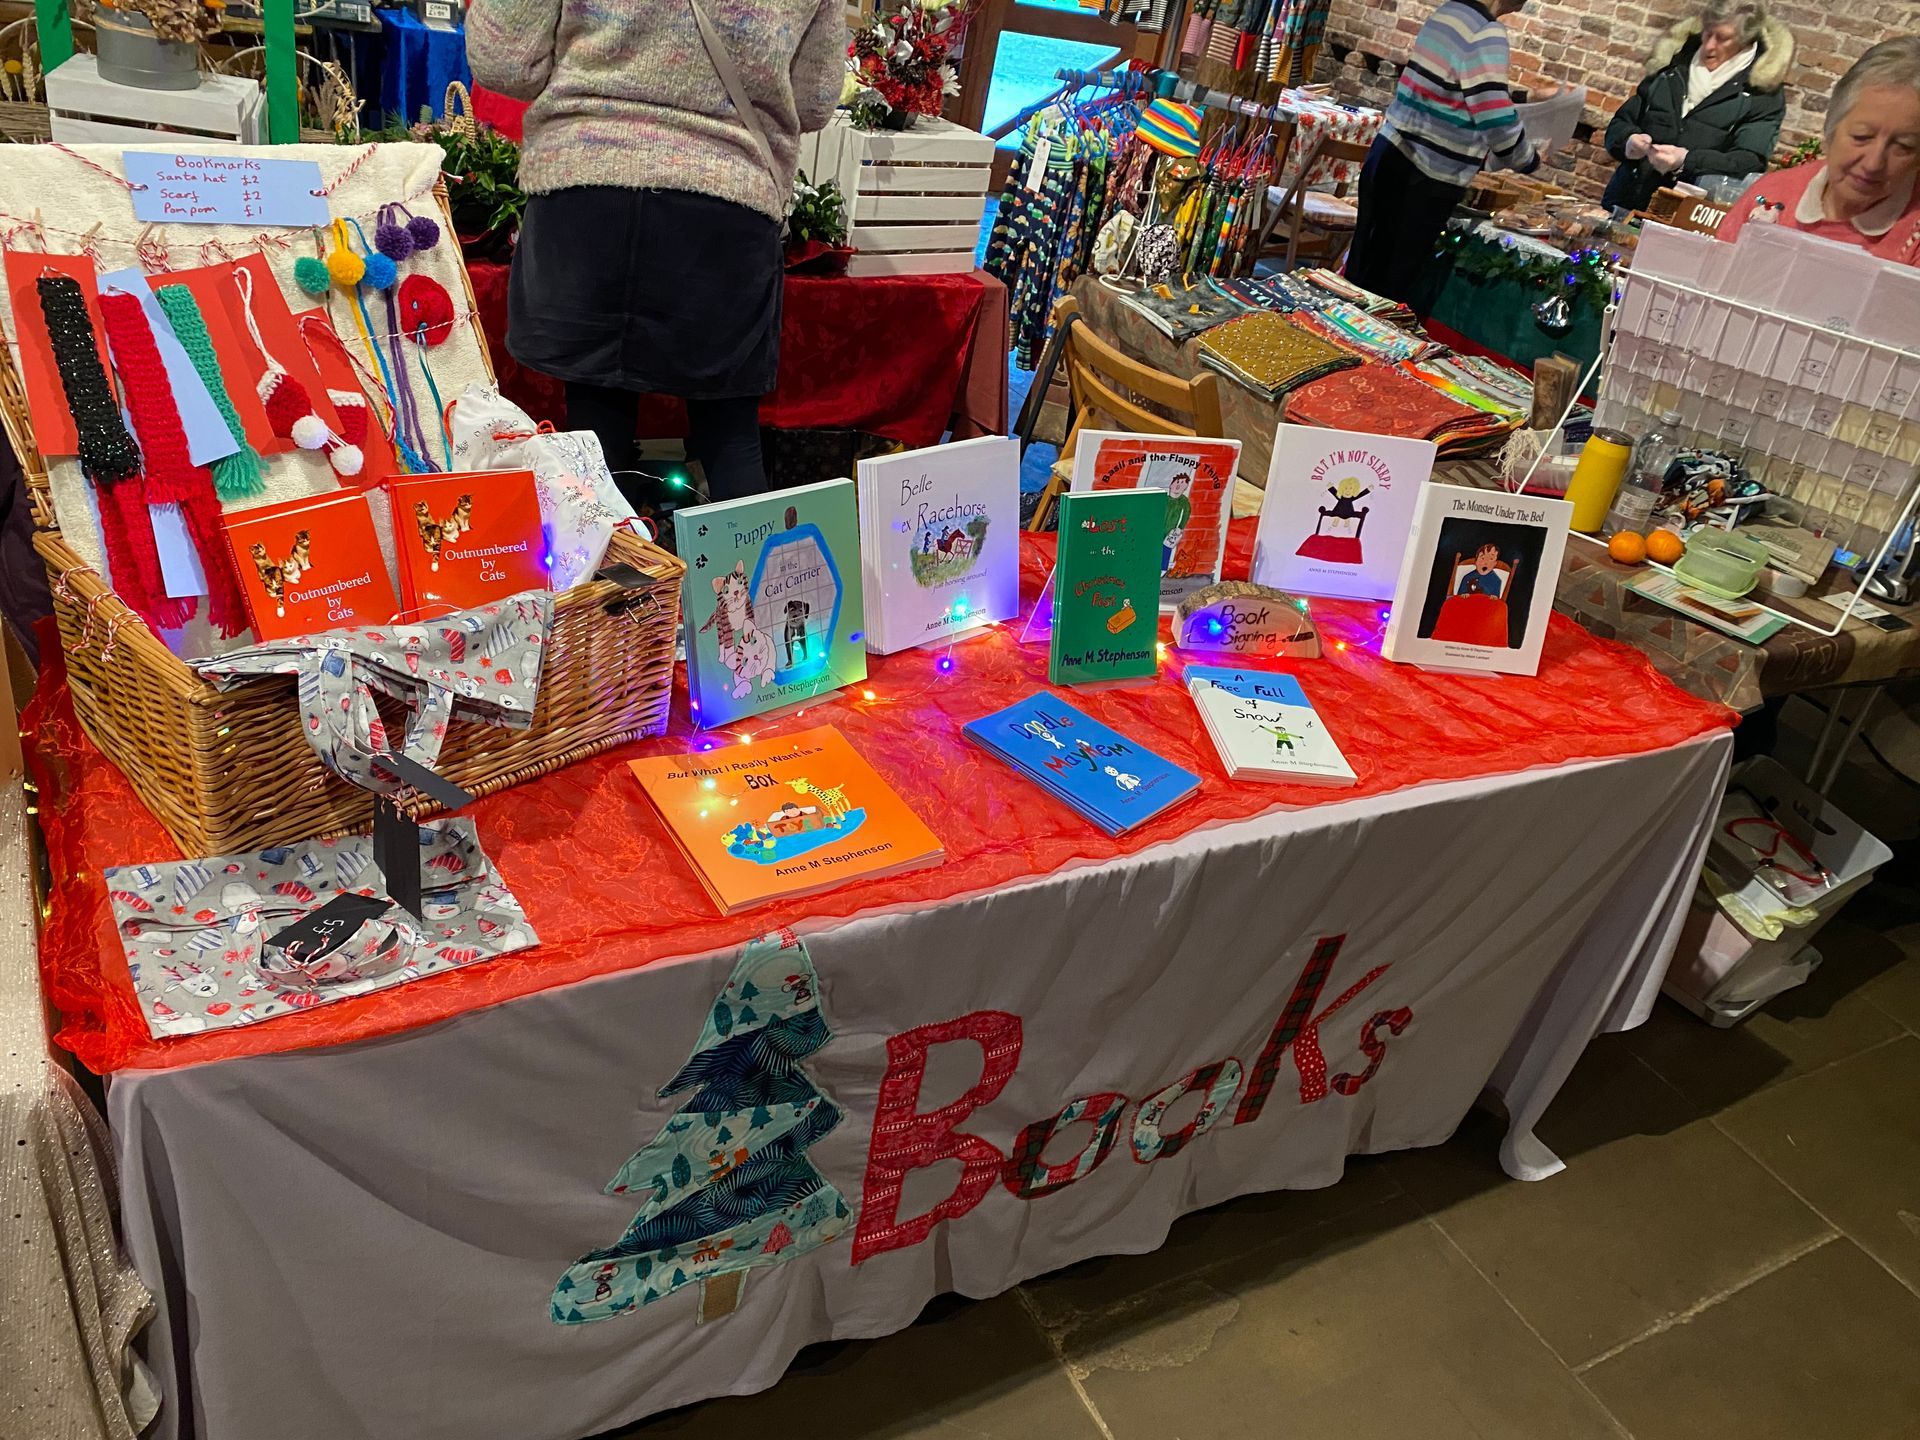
[688, 0, 781, 186]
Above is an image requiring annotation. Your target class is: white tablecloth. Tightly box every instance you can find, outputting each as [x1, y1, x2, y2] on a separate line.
[113, 733, 1730, 1440]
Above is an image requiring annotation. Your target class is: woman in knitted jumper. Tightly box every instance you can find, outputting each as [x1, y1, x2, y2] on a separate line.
[468, 0, 847, 503]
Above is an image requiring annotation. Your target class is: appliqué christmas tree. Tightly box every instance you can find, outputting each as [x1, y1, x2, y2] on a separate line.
[551, 933, 852, 1325]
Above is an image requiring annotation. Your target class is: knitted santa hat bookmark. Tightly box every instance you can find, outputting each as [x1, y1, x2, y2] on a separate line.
[232, 264, 363, 478]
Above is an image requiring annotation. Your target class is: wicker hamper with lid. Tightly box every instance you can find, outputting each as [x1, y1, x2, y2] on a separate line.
[0, 182, 684, 858]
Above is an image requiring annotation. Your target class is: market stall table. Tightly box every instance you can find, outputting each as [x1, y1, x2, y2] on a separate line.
[468, 264, 1010, 452]
[1416, 220, 1608, 377]
[30, 526, 1733, 1440]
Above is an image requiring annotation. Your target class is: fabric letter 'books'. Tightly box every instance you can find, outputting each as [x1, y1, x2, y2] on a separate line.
[628, 726, 944, 914]
[1184, 665, 1356, 786]
[963, 695, 1200, 835]
[222, 491, 399, 642]
[856, 435, 1020, 654]
[388, 469, 549, 619]
[1050, 488, 1167, 687]
[676, 479, 868, 729]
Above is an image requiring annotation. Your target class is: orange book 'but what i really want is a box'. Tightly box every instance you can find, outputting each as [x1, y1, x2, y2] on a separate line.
[628, 726, 945, 915]
[387, 470, 549, 620]
[221, 491, 400, 642]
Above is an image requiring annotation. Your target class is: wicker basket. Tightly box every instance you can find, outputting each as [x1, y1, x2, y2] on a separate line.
[2, 181, 686, 858]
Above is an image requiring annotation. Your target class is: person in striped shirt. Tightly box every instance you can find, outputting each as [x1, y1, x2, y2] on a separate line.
[1346, 0, 1541, 310]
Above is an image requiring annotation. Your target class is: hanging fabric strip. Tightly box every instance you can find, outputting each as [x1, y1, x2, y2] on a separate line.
[97, 289, 250, 637]
[35, 274, 191, 632]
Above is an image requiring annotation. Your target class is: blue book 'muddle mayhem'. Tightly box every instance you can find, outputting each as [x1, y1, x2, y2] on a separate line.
[963, 694, 1200, 835]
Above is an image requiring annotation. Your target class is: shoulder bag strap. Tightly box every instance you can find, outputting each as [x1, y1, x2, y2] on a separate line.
[688, 0, 782, 186]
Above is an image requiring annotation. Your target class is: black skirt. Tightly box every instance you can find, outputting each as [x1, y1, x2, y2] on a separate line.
[507, 186, 783, 399]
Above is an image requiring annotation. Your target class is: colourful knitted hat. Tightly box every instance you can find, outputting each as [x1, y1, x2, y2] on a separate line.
[1135, 99, 1203, 157]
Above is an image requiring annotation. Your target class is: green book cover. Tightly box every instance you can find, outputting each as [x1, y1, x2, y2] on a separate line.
[1049, 488, 1167, 686]
[677, 478, 868, 729]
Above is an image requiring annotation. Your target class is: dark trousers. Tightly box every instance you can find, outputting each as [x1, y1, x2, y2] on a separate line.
[1346, 136, 1465, 315]
[565, 383, 767, 504]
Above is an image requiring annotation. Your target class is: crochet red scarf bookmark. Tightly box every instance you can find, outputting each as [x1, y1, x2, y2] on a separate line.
[99, 289, 250, 638]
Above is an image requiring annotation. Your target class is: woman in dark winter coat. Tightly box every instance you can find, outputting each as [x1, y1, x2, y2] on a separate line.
[1602, 2, 1795, 212]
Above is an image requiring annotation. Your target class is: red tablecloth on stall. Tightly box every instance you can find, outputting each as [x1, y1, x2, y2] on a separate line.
[468, 261, 1009, 449]
[26, 523, 1733, 1075]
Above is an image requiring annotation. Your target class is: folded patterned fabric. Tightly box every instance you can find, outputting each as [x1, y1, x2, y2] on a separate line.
[1284, 362, 1513, 453]
[1118, 279, 1252, 343]
[1196, 310, 1360, 400]
[1296, 268, 1419, 326]
[1209, 273, 1335, 315]
[107, 819, 537, 1038]
[197, 592, 555, 798]
[1291, 301, 1443, 364]
[1400, 358, 1530, 419]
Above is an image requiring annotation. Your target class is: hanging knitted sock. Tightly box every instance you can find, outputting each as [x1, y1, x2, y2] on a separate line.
[35, 275, 188, 632]
[153, 283, 266, 501]
[98, 289, 249, 638]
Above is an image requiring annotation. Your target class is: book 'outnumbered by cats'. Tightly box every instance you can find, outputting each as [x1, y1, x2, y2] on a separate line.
[676, 479, 868, 728]
[1049, 488, 1166, 687]
[1252, 423, 1436, 602]
[856, 435, 1019, 654]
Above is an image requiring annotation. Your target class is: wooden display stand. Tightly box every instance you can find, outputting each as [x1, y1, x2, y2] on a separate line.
[798, 114, 993, 277]
[45, 53, 266, 145]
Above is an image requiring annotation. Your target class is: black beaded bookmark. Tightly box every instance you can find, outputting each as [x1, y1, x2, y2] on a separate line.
[35, 273, 141, 487]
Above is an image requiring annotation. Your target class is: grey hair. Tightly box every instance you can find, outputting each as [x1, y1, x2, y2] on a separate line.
[1827, 36, 1920, 143]
[1699, 1, 1767, 48]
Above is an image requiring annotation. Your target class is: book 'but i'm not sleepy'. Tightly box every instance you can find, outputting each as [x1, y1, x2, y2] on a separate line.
[676, 479, 867, 729]
[1049, 488, 1166, 687]
[964, 694, 1200, 835]
[1185, 664, 1356, 787]
[627, 725, 944, 915]
[856, 435, 1020, 655]
[1252, 423, 1436, 603]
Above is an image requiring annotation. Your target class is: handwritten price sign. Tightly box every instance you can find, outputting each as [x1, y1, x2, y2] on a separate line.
[123, 152, 329, 228]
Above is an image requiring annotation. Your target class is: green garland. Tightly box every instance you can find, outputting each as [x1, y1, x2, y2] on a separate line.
[1433, 228, 1617, 313]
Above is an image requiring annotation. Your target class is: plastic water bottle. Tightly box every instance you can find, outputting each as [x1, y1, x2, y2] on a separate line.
[1609, 410, 1680, 533]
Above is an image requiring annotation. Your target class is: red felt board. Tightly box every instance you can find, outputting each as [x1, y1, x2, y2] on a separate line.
[295, 307, 397, 486]
[26, 522, 1735, 1074]
[4, 249, 114, 457]
[213, 254, 340, 447]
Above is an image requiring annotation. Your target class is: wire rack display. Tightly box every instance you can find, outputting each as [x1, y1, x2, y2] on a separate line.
[1524, 223, 1920, 636]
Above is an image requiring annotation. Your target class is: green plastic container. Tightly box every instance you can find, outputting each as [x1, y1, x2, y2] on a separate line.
[1672, 529, 1769, 600]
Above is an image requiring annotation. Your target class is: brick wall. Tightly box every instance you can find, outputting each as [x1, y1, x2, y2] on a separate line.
[1317, 0, 1920, 198]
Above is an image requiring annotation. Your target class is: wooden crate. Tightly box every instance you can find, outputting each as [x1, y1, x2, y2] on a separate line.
[45, 54, 264, 144]
[799, 114, 992, 277]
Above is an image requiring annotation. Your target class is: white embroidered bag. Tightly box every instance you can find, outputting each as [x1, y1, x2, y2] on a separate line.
[445, 384, 640, 590]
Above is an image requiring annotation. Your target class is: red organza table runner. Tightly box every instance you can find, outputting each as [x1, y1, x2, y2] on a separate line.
[27, 523, 1733, 1073]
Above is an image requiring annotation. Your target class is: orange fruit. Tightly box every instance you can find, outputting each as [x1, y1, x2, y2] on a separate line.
[1645, 528, 1686, 565]
[1608, 530, 1648, 564]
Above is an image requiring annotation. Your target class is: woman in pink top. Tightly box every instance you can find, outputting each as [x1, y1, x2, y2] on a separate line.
[1719, 36, 1920, 264]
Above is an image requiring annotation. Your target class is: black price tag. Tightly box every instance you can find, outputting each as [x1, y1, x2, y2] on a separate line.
[373, 796, 426, 920]
[264, 891, 390, 965]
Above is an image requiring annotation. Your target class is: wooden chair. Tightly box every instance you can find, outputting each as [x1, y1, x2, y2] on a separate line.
[1025, 296, 1227, 532]
[1249, 135, 1372, 274]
